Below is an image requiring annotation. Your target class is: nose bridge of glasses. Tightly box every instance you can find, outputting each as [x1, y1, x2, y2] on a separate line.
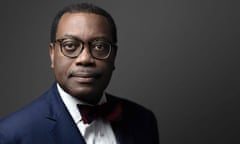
[76, 41, 93, 60]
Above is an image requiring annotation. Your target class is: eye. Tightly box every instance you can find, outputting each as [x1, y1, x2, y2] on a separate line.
[62, 41, 79, 51]
[92, 42, 109, 51]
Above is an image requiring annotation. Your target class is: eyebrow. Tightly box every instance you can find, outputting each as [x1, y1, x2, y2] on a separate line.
[61, 35, 81, 41]
[61, 34, 113, 43]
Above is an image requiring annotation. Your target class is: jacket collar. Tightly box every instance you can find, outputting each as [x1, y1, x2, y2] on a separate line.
[45, 83, 86, 144]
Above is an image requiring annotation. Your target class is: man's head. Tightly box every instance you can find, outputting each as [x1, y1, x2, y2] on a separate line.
[49, 3, 118, 104]
[50, 3, 117, 44]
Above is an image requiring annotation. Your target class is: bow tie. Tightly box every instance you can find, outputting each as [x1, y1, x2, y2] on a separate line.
[77, 102, 122, 124]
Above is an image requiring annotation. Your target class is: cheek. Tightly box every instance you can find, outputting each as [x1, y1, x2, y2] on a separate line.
[98, 61, 115, 79]
[53, 56, 72, 81]
[97, 58, 114, 69]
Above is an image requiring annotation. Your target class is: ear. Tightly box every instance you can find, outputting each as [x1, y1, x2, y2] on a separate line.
[49, 43, 55, 68]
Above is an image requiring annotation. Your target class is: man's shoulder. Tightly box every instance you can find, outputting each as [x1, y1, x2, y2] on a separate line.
[0, 87, 57, 142]
[0, 87, 54, 131]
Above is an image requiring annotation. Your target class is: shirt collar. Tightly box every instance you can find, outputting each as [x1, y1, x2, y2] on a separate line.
[56, 83, 107, 124]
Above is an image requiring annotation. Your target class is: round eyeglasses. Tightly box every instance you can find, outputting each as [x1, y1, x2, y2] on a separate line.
[54, 37, 116, 60]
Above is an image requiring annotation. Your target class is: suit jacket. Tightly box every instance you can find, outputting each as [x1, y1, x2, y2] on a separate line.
[0, 84, 159, 144]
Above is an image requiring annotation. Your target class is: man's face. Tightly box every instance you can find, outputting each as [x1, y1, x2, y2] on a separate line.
[49, 12, 116, 104]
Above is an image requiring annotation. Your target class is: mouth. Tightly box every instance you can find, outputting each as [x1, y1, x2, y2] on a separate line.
[69, 71, 101, 84]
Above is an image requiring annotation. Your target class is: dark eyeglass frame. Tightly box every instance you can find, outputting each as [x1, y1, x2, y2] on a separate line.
[53, 36, 117, 60]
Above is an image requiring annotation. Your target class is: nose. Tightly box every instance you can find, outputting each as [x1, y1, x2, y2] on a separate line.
[74, 47, 95, 66]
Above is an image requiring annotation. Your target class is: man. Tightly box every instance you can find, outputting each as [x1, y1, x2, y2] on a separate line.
[0, 3, 159, 144]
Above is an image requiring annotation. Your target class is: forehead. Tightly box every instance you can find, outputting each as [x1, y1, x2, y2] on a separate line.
[56, 12, 112, 41]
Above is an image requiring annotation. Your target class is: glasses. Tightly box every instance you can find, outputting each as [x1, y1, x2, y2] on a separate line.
[54, 37, 116, 60]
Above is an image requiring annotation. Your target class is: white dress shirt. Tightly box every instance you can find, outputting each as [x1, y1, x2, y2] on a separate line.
[57, 84, 117, 144]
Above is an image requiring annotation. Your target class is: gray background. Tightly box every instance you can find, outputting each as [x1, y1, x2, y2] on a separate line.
[1, 0, 240, 143]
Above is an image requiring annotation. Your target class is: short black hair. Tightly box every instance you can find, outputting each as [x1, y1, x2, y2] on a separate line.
[50, 3, 117, 43]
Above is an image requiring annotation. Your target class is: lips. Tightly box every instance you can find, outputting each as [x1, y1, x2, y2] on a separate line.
[69, 70, 101, 83]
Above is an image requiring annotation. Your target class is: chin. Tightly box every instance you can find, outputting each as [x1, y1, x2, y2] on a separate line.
[69, 87, 103, 102]
[60, 79, 107, 102]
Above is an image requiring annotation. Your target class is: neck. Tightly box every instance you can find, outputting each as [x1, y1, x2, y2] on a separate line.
[74, 93, 103, 105]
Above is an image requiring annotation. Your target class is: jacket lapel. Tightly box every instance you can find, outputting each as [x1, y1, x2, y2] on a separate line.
[45, 84, 86, 144]
[107, 94, 135, 144]
[111, 122, 134, 144]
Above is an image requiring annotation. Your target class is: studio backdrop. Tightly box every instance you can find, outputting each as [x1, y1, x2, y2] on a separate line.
[1, 0, 240, 144]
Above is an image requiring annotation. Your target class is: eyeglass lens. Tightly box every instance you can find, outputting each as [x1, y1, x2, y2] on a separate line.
[59, 38, 112, 59]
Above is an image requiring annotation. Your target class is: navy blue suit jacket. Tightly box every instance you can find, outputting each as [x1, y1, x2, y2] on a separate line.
[0, 84, 159, 144]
